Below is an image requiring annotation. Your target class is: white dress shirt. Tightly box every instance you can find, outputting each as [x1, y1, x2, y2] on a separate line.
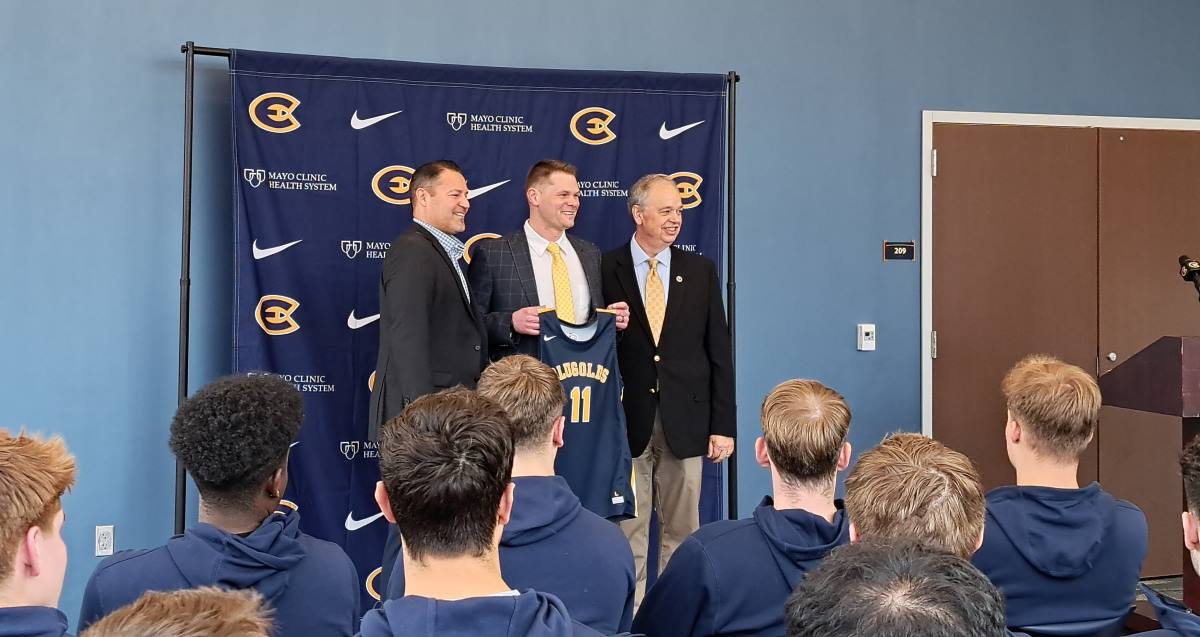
[525, 221, 590, 324]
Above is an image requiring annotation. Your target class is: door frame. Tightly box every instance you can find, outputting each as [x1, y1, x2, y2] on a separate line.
[920, 110, 1200, 436]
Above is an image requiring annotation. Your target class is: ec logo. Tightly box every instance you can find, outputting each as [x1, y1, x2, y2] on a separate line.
[668, 171, 703, 210]
[462, 232, 502, 264]
[372, 165, 416, 206]
[248, 92, 301, 134]
[255, 295, 300, 335]
[570, 107, 616, 145]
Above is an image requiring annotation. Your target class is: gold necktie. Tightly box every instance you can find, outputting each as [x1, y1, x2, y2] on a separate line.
[547, 242, 575, 323]
[645, 257, 665, 344]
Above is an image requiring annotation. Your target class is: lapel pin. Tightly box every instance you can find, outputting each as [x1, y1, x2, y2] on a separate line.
[675, 275, 683, 283]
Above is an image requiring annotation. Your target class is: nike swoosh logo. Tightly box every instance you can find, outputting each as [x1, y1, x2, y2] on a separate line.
[344, 511, 385, 531]
[543, 335, 557, 342]
[659, 120, 705, 140]
[252, 239, 303, 260]
[347, 311, 380, 329]
[350, 109, 403, 130]
[467, 180, 510, 199]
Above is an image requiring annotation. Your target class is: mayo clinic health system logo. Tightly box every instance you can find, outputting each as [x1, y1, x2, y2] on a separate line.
[570, 107, 616, 145]
[341, 239, 389, 260]
[445, 111, 534, 133]
[243, 168, 337, 192]
[339, 440, 379, 461]
[248, 92, 301, 134]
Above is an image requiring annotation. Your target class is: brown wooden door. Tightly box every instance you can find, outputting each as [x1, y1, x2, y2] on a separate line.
[931, 123, 1099, 490]
[1097, 128, 1200, 577]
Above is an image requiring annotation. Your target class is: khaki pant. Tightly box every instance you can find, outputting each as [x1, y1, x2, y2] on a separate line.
[620, 413, 702, 609]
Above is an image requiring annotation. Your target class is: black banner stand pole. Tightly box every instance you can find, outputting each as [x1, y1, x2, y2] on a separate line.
[176, 42, 230, 535]
[725, 71, 739, 520]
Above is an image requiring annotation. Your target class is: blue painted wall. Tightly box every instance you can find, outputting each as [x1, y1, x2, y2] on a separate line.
[4, 0, 1200, 625]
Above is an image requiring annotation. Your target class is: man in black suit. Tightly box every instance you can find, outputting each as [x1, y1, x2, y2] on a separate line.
[469, 159, 628, 360]
[601, 173, 735, 606]
[368, 160, 487, 440]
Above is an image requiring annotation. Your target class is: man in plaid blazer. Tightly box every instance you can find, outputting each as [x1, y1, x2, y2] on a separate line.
[469, 159, 629, 361]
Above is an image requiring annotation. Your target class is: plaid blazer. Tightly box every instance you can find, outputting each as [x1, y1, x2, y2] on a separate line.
[468, 230, 604, 359]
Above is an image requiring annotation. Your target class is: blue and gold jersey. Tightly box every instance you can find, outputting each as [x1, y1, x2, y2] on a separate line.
[539, 309, 635, 521]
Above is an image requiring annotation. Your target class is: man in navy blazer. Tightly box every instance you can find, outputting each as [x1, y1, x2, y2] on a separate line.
[468, 159, 628, 362]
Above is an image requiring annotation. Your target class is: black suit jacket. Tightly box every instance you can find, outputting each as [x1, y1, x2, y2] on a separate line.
[468, 230, 604, 360]
[602, 244, 735, 458]
[368, 224, 487, 439]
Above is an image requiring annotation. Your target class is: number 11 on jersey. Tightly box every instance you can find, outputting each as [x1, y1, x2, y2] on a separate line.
[569, 386, 592, 423]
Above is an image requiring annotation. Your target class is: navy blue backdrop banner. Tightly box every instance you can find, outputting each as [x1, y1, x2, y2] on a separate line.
[229, 49, 728, 607]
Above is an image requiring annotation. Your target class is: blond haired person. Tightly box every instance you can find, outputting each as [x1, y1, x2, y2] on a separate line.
[0, 430, 76, 637]
[844, 432, 985, 559]
[80, 588, 270, 637]
[633, 380, 851, 637]
[972, 355, 1146, 631]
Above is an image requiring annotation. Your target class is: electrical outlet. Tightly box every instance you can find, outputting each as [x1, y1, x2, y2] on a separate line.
[95, 525, 114, 557]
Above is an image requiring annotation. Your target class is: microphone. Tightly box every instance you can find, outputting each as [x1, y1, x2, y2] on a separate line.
[1181, 255, 1200, 282]
[1181, 256, 1200, 303]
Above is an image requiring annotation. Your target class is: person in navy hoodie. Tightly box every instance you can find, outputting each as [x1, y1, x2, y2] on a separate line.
[632, 379, 852, 637]
[360, 388, 600, 637]
[784, 537, 1010, 637]
[1136, 435, 1200, 636]
[0, 430, 76, 637]
[77, 374, 360, 636]
[844, 433, 986, 559]
[80, 587, 271, 637]
[971, 355, 1147, 631]
[383, 355, 635, 633]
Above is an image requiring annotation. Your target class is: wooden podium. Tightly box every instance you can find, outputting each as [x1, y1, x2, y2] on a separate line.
[1099, 335, 1200, 610]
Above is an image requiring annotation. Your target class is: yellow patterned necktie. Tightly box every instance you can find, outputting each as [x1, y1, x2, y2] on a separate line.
[645, 257, 665, 344]
[546, 242, 575, 322]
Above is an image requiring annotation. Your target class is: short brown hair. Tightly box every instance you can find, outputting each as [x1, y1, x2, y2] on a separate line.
[477, 355, 565, 452]
[0, 430, 76, 583]
[525, 159, 577, 192]
[410, 160, 464, 205]
[844, 433, 985, 559]
[378, 388, 514, 562]
[80, 587, 272, 637]
[761, 379, 851, 487]
[1002, 354, 1099, 460]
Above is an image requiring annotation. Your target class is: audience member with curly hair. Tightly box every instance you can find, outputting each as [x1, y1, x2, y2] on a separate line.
[77, 374, 359, 636]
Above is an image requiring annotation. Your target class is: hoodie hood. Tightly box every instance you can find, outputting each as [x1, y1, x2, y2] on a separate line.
[166, 508, 306, 602]
[359, 590, 580, 637]
[502, 477, 582, 547]
[985, 482, 1115, 578]
[0, 607, 71, 637]
[753, 496, 850, 588]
